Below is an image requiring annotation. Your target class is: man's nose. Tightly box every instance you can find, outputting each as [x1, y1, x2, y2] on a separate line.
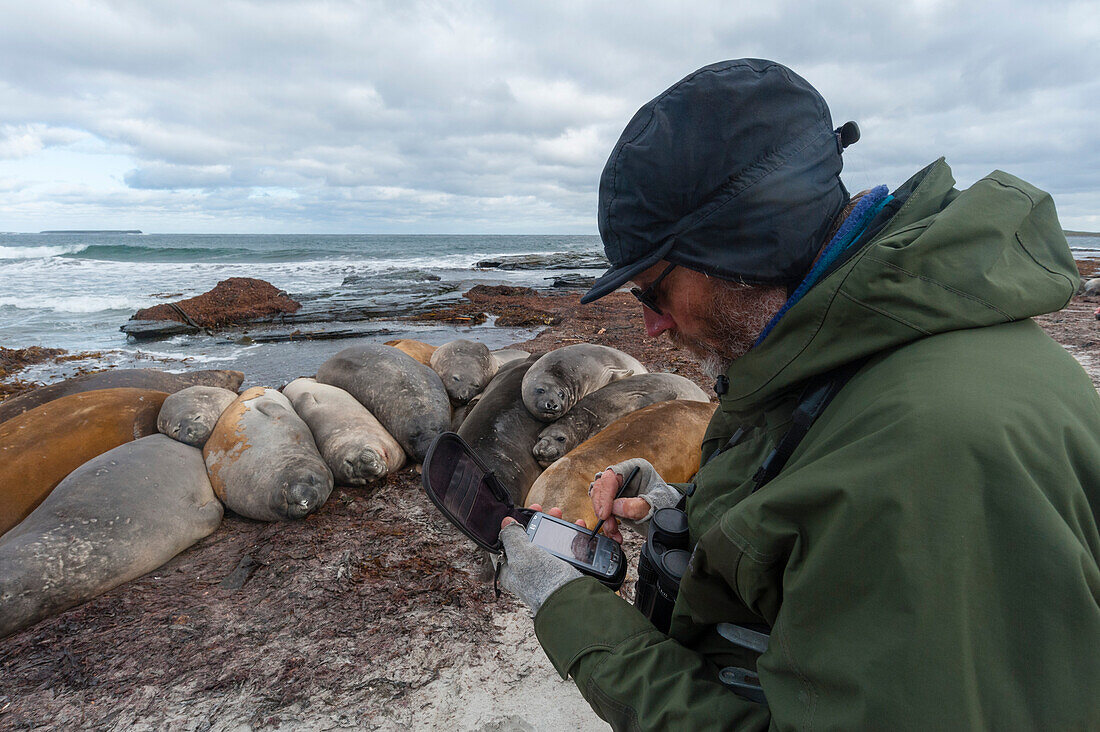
[643, 307, 675, 338]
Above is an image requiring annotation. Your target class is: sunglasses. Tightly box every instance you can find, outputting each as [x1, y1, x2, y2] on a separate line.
[629, 262, 677, 315]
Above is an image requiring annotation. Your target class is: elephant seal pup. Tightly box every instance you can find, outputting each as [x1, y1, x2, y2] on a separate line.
[0, 434, 223, 639]
[282, 378, 405, 485]
[315, 344, 451, 463]
[522, 344, 647, 421]
[1084, 278, 1100, 296]
[532, 373, 710, 466]
[0, 388, 167, 537]
[526, 400, 717, 529]
[458, 359, 546, 505]
[450, 393, 482, 432]
[204, 387, 333, 521]
[157, 385, 238, 447]
[0, 368, 243, 424]
[490, 349, 530, 370]
[383, 339, 437, 366]
[430, 339, 498, 406]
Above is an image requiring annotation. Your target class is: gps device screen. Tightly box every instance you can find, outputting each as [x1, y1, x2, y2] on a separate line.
[532, 519, 598, 563]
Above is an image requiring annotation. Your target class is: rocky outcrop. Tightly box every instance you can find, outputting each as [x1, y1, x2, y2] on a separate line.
[130, 278, 300, 328]
[123, 278, 301, 339]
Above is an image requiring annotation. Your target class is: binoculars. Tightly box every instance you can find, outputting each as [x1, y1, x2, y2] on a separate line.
[633, 506, 691, 634]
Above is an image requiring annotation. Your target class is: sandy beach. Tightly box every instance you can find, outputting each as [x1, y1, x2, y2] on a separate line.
[2, 281, 1099, 731]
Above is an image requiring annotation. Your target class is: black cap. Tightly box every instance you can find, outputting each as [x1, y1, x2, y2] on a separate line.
[582, 59, 853, 304]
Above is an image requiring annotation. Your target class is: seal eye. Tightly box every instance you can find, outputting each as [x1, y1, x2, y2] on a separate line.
[557, 389, 565, 399]
[535, 387, 545, 395]
[452, 375, 460, 382]
[556, 436, 565, 442]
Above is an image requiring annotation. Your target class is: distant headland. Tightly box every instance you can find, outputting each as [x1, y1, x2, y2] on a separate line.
[39, 230, 143, 234]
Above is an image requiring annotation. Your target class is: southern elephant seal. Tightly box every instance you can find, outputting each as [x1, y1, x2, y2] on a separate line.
[282, 378, 405, 485]
[490, 349, 530, 370]
[0, 368, 243, 424]
[430, 339, 497, 405]
[157, 385, 238, 447]
[0, 388, 167, 537]
[450, 393, 482, 432]
[0, 434, 223, 639]
[457, 359, 545, 506]
[204, 387, 333, 521]
[1084, 278, 1100, 296]
[521, 344, 646, 421]
[526, 400, 717, 529]
[315, 344, 451, 463]
[383, 339, 437, 366]
[532, 373, 710, 466]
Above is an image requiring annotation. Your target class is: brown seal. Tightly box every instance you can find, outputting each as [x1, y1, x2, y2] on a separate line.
[0, 434, 223, 639]
[525, 400, 717, 528]
[282, 378, 405, 485]
[383, 339, 437, 366]
[0, 388, 168, 537]
[0, 368, 243, 424]
[532, 373, 709, 466]
[203, 387, 333, 521]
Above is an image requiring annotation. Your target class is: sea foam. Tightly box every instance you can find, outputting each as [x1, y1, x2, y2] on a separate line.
[0, 244, 86, 260]
[0, 294, 150, 313]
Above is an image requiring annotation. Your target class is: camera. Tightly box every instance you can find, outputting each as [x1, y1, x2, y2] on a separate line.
[633, 506, 691, 633]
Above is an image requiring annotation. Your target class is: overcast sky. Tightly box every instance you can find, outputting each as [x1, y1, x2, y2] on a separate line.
[0, 0, 1097, 233]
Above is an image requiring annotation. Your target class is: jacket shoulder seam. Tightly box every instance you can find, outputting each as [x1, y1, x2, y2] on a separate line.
[863, 256, 1015, 320]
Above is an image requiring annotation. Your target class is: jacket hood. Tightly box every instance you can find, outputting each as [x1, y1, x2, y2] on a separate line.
[721, 158, 1078, 413]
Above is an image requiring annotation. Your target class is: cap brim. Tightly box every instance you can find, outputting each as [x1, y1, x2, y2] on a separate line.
[580, 238, 676, 304]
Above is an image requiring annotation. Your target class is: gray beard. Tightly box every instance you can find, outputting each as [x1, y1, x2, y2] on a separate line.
[672, 282, 787, 381]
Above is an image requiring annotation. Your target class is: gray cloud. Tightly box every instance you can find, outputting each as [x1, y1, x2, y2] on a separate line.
[0, 0, 1096, 232]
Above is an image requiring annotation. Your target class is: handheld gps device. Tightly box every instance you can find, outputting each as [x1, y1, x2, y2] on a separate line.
[526, 511, 626, 587]
[421, 431, 626, 590]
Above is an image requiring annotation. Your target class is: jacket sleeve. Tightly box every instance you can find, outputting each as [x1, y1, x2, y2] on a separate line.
[533, 576, 771, 732]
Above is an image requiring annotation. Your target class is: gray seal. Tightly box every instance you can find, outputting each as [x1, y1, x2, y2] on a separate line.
[521, 344, 647, 421]
[315, 344, 451, 463]
[282, 378, 405, 485]
[157, 385, 238, 447]
[532, 373, 710, 466]
[430, 339, 497, 406]
[204, 388, 334, 521]
[0, 368, 243, 425]
[490, 349, 530, 370]
[0, 434, 223, 639]
[457, 359, 545, 506]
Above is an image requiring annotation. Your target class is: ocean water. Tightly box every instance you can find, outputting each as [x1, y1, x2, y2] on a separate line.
[0, 233, 605, 387]
[1067, 233, 1100, 261]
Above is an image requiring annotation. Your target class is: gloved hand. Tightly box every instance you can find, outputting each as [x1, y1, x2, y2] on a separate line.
[496, 522, 582, 615]
[589, 458, 681, 542]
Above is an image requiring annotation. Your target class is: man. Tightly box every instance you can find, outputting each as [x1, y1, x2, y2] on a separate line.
[498, 59, 1100, 729]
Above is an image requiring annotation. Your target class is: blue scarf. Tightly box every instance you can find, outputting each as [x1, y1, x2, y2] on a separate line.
[754, 185, 892, 347]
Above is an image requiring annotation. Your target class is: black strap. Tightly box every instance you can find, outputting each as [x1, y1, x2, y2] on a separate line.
[751, 358, 866, 492]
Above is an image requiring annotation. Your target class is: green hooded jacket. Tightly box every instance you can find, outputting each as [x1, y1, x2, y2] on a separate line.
[533, 160, 1100, 730]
